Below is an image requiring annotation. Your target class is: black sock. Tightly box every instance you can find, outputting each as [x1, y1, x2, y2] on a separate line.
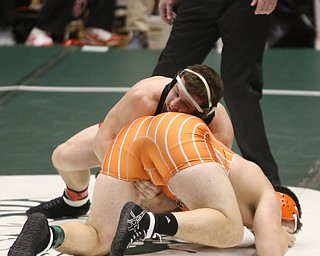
[154, 213, 178, 236]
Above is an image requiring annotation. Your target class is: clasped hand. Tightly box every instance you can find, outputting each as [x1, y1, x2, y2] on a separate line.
[135, 180, 162, 201]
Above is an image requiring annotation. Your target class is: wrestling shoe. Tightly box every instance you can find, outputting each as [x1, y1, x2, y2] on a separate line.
[26, 195, 90, 218]
[110, 202, 157, 256]
[8, 213, 51, 256]
[85, 27, 121, 46]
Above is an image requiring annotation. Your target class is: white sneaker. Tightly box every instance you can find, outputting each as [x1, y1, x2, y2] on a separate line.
[85, 27, 121, 46]
[25, 27, 53, 47]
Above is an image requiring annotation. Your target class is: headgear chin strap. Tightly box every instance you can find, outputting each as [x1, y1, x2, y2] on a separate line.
[176, 69, 216, 117]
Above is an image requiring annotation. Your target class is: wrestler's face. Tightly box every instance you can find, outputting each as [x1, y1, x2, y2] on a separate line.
[281, 219, 296, 234]
[164, 79, 201, 114]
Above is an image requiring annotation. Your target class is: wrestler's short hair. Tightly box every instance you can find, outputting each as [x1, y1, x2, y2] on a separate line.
[274, 185, 303, 233]
[178, 64, 224, 118]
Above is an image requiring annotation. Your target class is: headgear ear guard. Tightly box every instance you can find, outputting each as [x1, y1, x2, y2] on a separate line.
[175, 69, 216, 118]
[274, 185, 302, 233]
[276, 192, 299, 221]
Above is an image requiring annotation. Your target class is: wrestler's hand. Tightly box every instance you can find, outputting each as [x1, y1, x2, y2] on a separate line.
[135, 180, 162, 201]
[158, 0, 177, 25]
[136, 181, 178, 213]
[251, 0, 278, 15]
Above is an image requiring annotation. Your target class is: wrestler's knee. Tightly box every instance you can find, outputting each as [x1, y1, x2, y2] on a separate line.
[206, 214, 243, 248]
[51, 141, 73, 170]
[51, 144, 64, 170]
[52, 138, 95, 171]
[221, 218, 243, 247]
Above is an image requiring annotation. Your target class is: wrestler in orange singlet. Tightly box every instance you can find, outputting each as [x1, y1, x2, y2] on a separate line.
[102, 112, 236, 200]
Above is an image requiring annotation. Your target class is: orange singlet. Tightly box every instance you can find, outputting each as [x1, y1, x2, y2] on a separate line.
[101, 112, 237, 199]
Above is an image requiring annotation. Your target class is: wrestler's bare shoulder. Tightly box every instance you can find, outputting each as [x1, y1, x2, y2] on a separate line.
[132, 76, 172, 90]
[128, 76, 172, 102]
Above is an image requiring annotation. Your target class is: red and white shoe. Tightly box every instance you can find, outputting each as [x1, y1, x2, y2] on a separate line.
[25, 28, 53, 47]
[84, 28, 121, 46]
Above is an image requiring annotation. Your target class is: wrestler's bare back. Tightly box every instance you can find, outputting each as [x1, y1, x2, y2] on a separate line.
[104, 76, 171, 131]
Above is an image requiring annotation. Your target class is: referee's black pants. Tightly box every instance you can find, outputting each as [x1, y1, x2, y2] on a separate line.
[152, 0, 281, 185]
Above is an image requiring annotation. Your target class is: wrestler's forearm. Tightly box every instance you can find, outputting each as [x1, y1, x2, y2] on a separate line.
[253, 193, 290, 255]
